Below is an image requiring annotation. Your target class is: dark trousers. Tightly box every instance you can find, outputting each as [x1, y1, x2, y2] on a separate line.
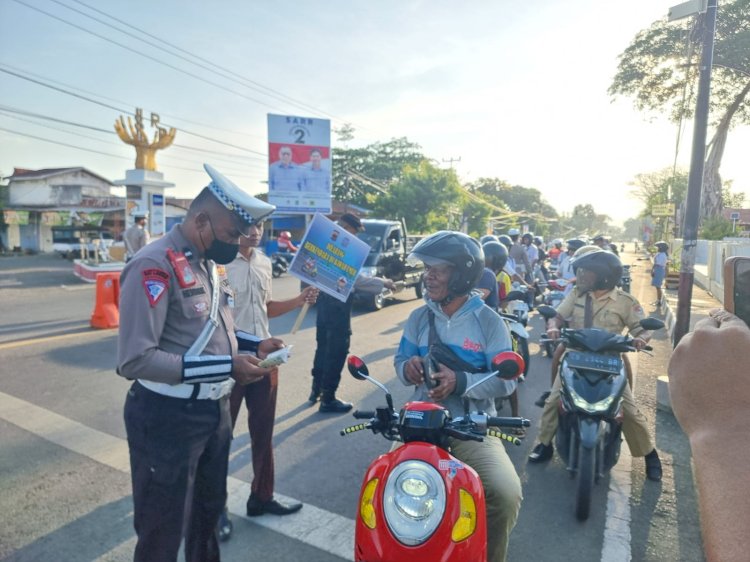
[124, 382, 231, 562]
[228, 371, 278, 502]
[311, 325, 351, 399]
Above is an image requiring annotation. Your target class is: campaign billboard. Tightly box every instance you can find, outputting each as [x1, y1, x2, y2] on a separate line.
[267, 114, 332, 214]
[288, 213, 369, 302]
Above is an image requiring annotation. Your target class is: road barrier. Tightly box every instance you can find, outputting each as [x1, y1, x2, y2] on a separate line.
[90, 272, 120, 329]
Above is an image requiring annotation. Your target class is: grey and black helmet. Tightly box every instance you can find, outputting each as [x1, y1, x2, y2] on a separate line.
[409, 231, 485, 297]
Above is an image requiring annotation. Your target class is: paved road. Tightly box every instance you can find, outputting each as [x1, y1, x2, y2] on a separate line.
[0, 251, 706, 561]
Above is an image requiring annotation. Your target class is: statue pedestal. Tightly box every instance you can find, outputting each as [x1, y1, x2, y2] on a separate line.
[114, 169, 175, 237]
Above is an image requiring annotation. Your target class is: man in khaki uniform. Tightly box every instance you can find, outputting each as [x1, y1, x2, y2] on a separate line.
[117, 164, 277, 562]
[528, 246, 662, 481]
[123, 211, 150, 261]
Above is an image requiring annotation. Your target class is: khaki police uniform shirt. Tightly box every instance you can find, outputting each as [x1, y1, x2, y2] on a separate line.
[123, 224, 149, 256]
[117, 224, 238, 384]
[556, 287, 646, 337]
[225, 249, 272, 339]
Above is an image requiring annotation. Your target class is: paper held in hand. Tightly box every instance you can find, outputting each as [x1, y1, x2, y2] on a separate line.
[257, 346, 293, 368]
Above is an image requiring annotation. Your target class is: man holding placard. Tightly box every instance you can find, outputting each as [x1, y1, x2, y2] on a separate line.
[293, 213, 395, 412]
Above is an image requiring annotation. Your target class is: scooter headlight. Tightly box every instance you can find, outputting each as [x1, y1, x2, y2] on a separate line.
[562, 363, 616, 413]
[383, 460, 446, 545]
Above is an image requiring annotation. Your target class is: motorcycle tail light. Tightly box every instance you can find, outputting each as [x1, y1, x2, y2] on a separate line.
[360, 478, 379, 530]
[451, 488, 477, 542]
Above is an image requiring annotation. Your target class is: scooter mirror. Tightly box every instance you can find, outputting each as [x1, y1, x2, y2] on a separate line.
[505, 290, 525, 302]
[490, 351, 525, 381]
[347, 356, 369, 380]
[536, 305, 558, 320]
[639, 317, 665, 331]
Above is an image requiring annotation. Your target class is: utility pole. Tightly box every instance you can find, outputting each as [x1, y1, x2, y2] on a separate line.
[670, 0, 718, 346]
[442, 156, 461, 169]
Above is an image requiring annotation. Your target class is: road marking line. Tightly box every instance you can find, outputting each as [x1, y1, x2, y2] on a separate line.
[0, 328, 115, 350]
[0, 391, 353, 560]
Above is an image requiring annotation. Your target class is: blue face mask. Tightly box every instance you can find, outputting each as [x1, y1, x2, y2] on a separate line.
[203, 217, 239, 264]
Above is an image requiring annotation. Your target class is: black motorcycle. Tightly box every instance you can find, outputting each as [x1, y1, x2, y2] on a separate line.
[271, 252, 293, 278]
[536, 305, 664, 520]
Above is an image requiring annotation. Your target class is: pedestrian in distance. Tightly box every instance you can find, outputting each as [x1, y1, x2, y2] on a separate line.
[123, 210, 150, 261]
[217, 219, 319, 540]
[309, 213, 396, 413]
[117, 164, 279, 562]
[651, 241, 669, 307]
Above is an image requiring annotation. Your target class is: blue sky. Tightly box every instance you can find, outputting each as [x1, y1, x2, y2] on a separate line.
[1, 0, 748, 225]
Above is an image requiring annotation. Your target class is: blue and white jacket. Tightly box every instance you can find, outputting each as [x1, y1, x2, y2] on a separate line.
[394, 293, 516, 418]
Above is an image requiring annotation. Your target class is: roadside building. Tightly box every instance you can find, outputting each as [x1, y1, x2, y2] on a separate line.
[0, 167, 124, 253]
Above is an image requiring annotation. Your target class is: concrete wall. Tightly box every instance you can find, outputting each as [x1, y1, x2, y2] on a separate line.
[679, 238, 750, 305]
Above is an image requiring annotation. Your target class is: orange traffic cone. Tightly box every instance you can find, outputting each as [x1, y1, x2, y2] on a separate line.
[90, 272, 120, 329]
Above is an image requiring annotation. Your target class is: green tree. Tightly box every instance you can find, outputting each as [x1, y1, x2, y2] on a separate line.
[609, 0, 750, 220]
[466, 178, 557, 235]
[630, 167, 689, 215]
[564, 204, 613, 237]
[372, 161, 464, 234]
[331, 138, 425, 206]
[699, 215, 735, 239]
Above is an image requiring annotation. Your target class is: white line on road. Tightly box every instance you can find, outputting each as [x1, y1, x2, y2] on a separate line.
[0, 391, 354, 560]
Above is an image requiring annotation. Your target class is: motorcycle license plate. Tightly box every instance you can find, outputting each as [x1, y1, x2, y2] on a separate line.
[565, 351, 622, 374]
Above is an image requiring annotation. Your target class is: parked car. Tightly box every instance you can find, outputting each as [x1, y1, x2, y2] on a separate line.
[52, 226, 114, 259]
[354, 219, 425, 310]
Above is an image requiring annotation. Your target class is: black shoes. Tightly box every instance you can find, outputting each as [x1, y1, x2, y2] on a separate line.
[246, 495, 303, 517]
[217, 507, 232, 541]
[308, 388, 321, 403]
[534, 391, 551, 408]
[528, 442, 554, 463]
[319, 397, 353, 413]
[645, 449, 663, 482]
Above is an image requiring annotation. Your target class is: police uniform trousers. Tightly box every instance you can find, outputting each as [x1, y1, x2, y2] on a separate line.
[228, 370, 278, 502]
[537, 364, 654, 457]
[124, 382, 232, 562]
[311, 293, 353, 400]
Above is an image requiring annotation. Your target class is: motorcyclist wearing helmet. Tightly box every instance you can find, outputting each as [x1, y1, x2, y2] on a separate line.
[483, 240, 512, 306]
[556, 239, 584, 293]
[521, 232, 539, 281]
[395, 231, 522, 562]
[528, 247, 663, 481]
[651, 241, 670, 307]
[276, 230, 298, 253]
[508, 228, 531, 281]
[547, 238, 563, 265]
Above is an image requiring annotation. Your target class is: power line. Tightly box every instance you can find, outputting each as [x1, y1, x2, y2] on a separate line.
[0, 61, 263, 139]
[0, 110, 265, 174]
[0, 65, 268, 158]
[10, 0, 289, 113]
[56, 0, 347, 124]
[0, 126, 259, 179]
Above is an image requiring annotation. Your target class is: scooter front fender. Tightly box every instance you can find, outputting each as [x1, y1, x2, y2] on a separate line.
[354, 442, 487, 562]
[578, 417, 604, 450]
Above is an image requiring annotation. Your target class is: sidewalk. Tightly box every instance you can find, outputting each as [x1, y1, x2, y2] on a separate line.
[655, 259, 723, 413]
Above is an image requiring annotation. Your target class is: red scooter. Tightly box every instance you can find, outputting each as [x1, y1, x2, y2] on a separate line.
[341, 353, 530, 562]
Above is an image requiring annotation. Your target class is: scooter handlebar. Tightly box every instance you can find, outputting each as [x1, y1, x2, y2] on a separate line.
[487, 416, 531, 428]
[340, 423, 369, 436]
[352, 410, 376, 419]
[487, 429, 522, 446]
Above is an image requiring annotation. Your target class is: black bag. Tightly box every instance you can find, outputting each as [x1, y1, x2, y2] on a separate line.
[427, 310, 482, 374]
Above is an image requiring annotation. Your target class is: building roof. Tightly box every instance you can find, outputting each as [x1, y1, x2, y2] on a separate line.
[722, 208, 750, 225]
[6, 167, 113, 185]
